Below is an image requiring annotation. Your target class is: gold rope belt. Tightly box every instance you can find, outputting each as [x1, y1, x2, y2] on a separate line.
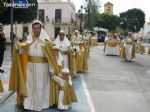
[28, 55, 48, 63]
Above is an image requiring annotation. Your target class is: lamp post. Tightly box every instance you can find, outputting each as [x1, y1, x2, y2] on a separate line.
[85, 0, 91, 28]
[78, 5, 84, 32]
[10, 0, 14, 57]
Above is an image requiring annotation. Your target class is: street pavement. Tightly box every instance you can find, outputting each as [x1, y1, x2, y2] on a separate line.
[0, 44, 150, 112]
[0, 46, 12, 105]
[84, 44, 150, 112]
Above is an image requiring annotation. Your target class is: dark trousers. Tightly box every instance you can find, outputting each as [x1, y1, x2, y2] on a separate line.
[0, 50, 4, 67]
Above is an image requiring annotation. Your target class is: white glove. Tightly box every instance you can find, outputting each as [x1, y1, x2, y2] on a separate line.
[50, 69, 54, 76]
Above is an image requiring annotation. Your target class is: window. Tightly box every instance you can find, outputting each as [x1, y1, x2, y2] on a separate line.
[55, 9, 62, 23]
[39, 9, 45, 23]
[54, 27, 61, 39]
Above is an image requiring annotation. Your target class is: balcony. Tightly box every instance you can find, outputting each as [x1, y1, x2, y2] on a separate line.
[52, 18, 75, 26]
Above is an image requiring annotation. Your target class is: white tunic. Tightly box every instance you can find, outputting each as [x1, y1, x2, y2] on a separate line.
[23, 39, 50, 111]
[124, 43, 133, 61]
[105, 44, 120, 55]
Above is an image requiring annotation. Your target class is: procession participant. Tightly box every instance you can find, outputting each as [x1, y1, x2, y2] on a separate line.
[54, 30, 71, 69]
[120, 32, 136, 61]
[120, 33, 125, 41]
[82, 40, 88, 72]
[76, 42, 84, 72]
[136, 38, 141, 53]
[148, 44, 150, 55]
[9, 20, 60, 111]
[104, 33, 120, 56]
[54, 30, 77, 80]
[138, 39, 145, 54]
[104, 33, 112, 53]
[70, 30, 84, 78]
[0, 24, 6, 73]
[69, 42, 77, 79]
[0, 24, 5, 92]
[51, 68, 77, 110]
[72, 30, 82, 45]
[84, 34, 90, 56]
[148, 47, 150, 55]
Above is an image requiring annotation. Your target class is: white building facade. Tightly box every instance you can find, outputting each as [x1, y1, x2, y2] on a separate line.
[4, 0, 76, 40]
[143, 23, 150, 43]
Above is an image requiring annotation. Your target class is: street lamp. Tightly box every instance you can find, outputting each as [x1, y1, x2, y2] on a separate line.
[85, 0, 91, 29]
[10, 0, 14, 57]
[78, 5, 84, 32]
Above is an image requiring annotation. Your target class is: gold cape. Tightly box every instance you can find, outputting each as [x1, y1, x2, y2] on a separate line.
[62, 82, 77, 105]
[69, 51, 75, 79]
[82, 42, 88, 72]
[9, 40, 60, 106]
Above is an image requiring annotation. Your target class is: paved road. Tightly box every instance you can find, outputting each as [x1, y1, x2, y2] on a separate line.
[83, 44, 150, 112]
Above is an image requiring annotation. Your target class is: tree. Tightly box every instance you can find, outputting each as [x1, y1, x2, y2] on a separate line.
[96, 13, 120, 31]
[0, 0, 38, 25]
[84, 0, 100, 30]
[119, 8, 145, 33]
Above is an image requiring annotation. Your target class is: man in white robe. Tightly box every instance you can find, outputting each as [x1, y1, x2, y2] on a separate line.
[54, 30, 71, 69]
[123, 32, 135, 61]
[17, 20, 52, 111]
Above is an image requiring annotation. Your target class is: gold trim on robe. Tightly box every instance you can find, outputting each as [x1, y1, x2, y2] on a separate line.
[9, 45, 28, 105]
[60, 81, 77, 105]
[69, 51, 75, 80]
[43, 40, 60, 106]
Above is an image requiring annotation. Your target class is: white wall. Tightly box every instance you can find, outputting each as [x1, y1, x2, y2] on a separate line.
[3, 24, 23, 40]
[143, 25, 150, 39]
[3, 2, 76, 41]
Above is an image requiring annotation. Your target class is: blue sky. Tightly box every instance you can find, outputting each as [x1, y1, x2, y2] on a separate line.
[72, 0, 150, 22]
